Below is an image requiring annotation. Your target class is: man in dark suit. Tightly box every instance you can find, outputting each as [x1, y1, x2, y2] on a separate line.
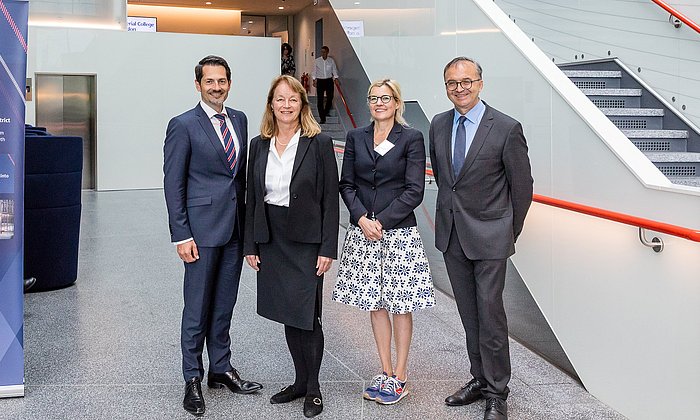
[429, 57, 533, 420]
[164, 55, 262, 417]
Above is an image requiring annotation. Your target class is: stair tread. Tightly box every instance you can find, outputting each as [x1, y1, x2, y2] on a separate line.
[563, 70, 621, 78]
[644, 152, 700, 162]
[668, 178, 700, 187]
[623, 129, 688, 138]
[601, 108, 664, 116]
[582, 88, 641, 96]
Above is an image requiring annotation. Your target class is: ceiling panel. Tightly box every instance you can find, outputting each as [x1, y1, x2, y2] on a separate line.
[127, 0, 314, 15]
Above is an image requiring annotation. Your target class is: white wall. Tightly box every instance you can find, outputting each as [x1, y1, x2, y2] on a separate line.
[329, 0, 700, 418]
[494, 0, 700, 128]
[26, 27, 279, 190]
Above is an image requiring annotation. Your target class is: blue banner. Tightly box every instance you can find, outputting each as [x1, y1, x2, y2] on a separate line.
[0, 0, 28, 398]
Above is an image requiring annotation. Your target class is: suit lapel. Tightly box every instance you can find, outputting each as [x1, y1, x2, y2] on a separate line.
[362, 124, 375, 158]
[440, 111, 455, 184]
[291, 136, 311, 181]
[455, 106, 494, 182]
[196, 104, 232, 174]
[257, 138, 271, 191]
[383, 123, 402, 157]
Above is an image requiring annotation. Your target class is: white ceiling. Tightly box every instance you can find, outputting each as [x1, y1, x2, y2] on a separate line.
[127, 0, 314, 15]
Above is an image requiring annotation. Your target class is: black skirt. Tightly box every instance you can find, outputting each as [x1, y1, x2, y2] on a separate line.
[256, 204, 322, 331]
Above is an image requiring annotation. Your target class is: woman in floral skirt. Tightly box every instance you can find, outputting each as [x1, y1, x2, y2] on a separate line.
[332, 78, 435, 405]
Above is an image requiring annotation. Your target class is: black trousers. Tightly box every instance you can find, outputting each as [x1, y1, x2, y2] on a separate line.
[284, 291, 324, 396]
[443, 225, 510, 400]
[181, 234, 243, 381]
[316, 78, 334, 121]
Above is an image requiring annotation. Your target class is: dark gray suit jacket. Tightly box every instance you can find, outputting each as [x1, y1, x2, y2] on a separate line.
[429, 103, 533, 260]
[163, 103, 247, 248]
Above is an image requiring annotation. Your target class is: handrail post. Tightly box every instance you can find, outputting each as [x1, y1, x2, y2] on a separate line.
[651, 0, 700, 34]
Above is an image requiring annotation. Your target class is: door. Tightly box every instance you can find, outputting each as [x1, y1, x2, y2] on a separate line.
[35, 74, 96, 189]
[315, 18, 323, 58]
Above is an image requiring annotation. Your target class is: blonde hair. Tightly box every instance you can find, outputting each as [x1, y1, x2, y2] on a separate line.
[367, 78, 408, 127]
[260, 75, 321, 138]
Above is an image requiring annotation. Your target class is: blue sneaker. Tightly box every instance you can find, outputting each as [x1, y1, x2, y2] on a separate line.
[363, 373, 388, 401]
[376, 376, 408, 405]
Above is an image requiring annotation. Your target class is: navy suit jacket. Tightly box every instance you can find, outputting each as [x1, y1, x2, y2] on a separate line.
[163, 103, 247, 248]
[339, 122, 426, 230]
[429, 103, 533, 259]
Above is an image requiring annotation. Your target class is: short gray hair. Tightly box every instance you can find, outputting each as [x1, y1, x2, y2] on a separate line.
[443, 57, 482, 79]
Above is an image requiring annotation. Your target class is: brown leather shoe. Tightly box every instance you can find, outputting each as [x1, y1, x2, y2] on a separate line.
[207, 369, 263, 394]
[445, 378, 485, 406]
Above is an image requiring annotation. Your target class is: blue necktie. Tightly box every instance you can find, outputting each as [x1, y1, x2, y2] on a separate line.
[214, 113, 237, 174]
[453, 116, 467, 176]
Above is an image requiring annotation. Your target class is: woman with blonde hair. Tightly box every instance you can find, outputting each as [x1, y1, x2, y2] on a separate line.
[244, 75, 339, 418]
[333, 78, 435, 404]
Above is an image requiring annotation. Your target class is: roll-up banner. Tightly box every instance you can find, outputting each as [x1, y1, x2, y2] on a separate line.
[0, 0, 28, 398]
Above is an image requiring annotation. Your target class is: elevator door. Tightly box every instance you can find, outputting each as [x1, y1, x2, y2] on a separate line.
[35, 74, 96, 189]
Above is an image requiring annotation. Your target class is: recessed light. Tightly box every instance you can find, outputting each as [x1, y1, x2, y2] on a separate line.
[278, 6, 284, 9]
[248, 20, 253, 24]
[205, 1, 211, 4]
[242, 27, 247, 30]
[354, 1, 360, 4]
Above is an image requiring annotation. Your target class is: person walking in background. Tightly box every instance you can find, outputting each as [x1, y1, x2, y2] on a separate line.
[429, 57, 533, 420]
[244, 75, 339, 418]
[163, 55, 262, 417]
[333, 78, 435, 405]
[311, 46, 339, 124]
[281, 42, 296, 77]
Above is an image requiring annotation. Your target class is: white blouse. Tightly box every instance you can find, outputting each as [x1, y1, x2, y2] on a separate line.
[264, 130, 301, 207]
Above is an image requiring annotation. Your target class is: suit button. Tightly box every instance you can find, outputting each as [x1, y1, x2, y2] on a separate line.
[371, 186, 376, 190]
[452, 187, 456, 191]
[372, 168, 376, 172]
[292, 194, 298, 199]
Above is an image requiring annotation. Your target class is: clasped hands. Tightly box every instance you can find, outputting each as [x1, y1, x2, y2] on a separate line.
[358, 215, 383, 241]
[245, 254, 333, 276]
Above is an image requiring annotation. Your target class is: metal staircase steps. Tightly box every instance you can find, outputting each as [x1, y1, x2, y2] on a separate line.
[560, 60, 700, 187]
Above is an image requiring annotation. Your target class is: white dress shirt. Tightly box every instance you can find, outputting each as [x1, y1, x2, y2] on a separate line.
[312, 57, 339, 80]
[173, 101, 241, 246]
[264, 130, 301, 207]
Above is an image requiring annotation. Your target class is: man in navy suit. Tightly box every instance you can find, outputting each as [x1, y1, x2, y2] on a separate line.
[164, 55, 262, 416]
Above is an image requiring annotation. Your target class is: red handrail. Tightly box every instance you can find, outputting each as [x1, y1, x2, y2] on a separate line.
[334, 79, 357, 128]
[533, 193, 700, 242]
[652, 0, 700, 34]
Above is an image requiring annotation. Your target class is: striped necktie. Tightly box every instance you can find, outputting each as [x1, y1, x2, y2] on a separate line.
[214, 113, 237, 173]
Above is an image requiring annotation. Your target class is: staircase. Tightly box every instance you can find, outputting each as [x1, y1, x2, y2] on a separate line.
[560, 59, 700, 187]
[307, 95, 348, 144]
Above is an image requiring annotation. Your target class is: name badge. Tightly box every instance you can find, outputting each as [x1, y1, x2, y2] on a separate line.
[374, 140, 395, 156]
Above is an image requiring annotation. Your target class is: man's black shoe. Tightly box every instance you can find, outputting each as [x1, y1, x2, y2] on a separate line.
[24, 277, 36, 293]
[303, 395, 323, 418]
[183, 377, 205, 416]
[270, 384, 305, 404]
[207, 369, 262, 394]
[445, 378, 485, 406]
[484, 397, 508, 420]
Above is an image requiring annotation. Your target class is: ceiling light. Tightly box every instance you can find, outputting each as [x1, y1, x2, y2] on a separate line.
[278, 6, 284, 10]
[205, 1, 211, 4]
[242, 27, 247, 30]
[248, 20, 253, 24]
[354, 1, 360, 4]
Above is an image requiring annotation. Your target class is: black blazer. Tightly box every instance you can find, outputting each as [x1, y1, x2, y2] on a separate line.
[339, 122, 426, 230]
[244, 132, 339, 258]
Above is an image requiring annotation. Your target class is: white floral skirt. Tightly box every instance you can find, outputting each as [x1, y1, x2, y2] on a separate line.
[332, 225, 436, 314]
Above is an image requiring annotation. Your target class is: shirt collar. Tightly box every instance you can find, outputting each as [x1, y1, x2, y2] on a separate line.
[272, 129, 302, 148]
[453, 99, 485, 125]
[200, 100, 226, 119]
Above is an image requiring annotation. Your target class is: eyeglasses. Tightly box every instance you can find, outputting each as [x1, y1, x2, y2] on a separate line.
[368, 95, 396, 104]
[444, 79, 482, 91]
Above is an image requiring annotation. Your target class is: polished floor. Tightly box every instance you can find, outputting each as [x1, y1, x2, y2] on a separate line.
[2, 190, 625, 419]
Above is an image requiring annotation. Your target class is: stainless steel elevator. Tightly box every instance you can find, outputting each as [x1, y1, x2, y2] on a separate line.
[35, 74, 96, 189]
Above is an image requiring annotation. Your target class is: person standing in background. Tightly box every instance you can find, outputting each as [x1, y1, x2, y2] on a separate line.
[429, 56, 533, 420]
[281, 43, 296, 77]
[311, 46, 339, 124]
[164, 55, 262, 417]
